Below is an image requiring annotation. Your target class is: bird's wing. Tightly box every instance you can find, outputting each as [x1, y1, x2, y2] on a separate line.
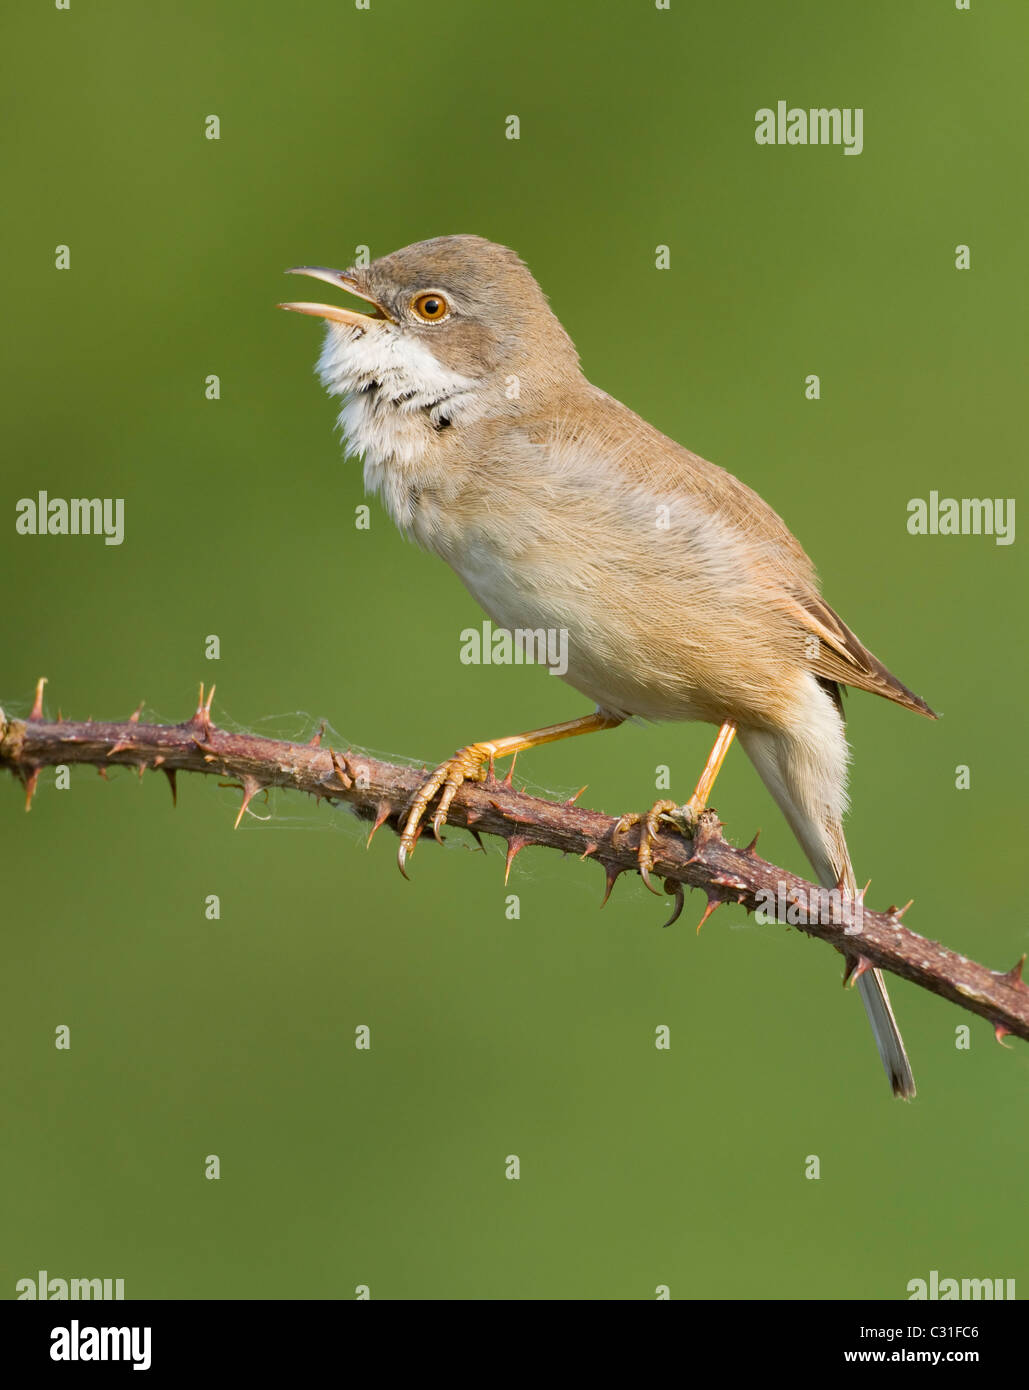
[544, 386, 821, 587]
[544, 386, 937, 719]
[783, 590, 938, 718]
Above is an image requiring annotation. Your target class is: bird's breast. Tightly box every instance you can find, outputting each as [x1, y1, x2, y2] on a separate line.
[431, 462, 801, 727]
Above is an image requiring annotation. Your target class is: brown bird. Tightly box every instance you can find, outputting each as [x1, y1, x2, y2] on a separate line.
[281, 234, 936, 1098]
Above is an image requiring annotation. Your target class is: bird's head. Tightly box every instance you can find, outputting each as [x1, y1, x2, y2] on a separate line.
[280, 235, 581, 425]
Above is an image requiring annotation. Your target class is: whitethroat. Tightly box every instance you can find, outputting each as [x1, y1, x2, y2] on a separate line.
[281, 235, 936, 1098]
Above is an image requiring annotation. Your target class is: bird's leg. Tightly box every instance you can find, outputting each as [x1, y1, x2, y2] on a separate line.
[681, 720, 737, 820]
[397, 711, 623, 876]
[614, 721, 737, 894]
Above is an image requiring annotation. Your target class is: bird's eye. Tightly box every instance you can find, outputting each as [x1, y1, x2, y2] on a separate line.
[411, 292, 449, 322]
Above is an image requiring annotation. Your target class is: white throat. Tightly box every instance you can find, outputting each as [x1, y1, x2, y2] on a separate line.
[316, 322, 481, 506]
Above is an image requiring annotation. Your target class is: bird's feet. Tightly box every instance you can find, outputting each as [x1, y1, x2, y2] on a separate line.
[394, 711, 625, 878]
[612, 797, 704, 894]
[397, 741, 504, 877]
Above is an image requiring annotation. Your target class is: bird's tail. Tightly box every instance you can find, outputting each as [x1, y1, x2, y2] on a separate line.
[738, 690, 915, 1099]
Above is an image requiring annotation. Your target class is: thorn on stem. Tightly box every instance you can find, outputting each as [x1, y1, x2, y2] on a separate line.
[1001, 955, 1026, 986]
[329, 748, 353, 791]
[189, 682, 216, 741]
[23, 766, 40, 812]
[366, 800, 392, 848]
[233, 775, 264, 830]
[842, 955, 873, 989]
[599, 862, 624, 909]
[695, 890, 724, 934]
[504, 835, 529, 884]
[129, 701, 144, 723]
[29, 677, 47, 722]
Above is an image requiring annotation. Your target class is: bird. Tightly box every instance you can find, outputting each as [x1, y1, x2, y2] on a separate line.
[281, 234, 936, 1098]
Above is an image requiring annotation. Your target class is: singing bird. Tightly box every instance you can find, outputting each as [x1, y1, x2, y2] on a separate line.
[281, 234, 936, 1098]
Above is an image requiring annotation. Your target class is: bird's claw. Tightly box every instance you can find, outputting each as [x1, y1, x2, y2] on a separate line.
[613, 799, 681, 895]
[397, 742, 496, 875]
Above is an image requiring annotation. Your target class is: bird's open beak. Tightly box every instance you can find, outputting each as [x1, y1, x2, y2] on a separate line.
[278, 267, 394, 325]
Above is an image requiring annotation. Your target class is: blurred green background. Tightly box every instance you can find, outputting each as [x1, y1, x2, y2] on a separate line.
[2, 0, 1026, 1300]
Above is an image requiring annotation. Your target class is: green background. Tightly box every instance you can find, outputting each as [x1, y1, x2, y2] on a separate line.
[2, 0, 1025, 1300]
